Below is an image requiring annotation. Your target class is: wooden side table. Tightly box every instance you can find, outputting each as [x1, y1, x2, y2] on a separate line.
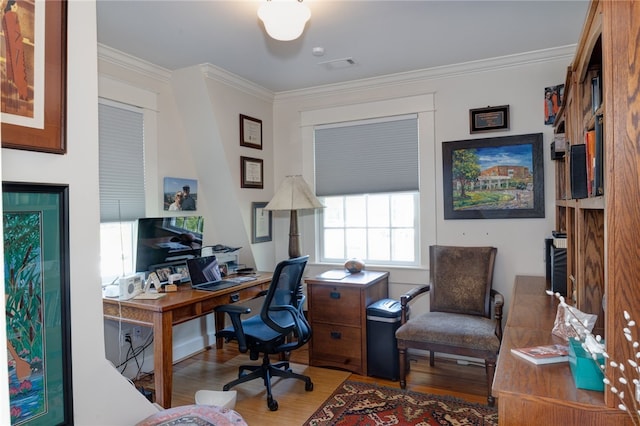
[305, 270, 389, 375]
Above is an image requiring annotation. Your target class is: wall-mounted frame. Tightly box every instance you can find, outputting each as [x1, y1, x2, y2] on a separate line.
[240, 114, 262, 149]
[442, 133, 544, 219]
[251, 202, 272, 243]
[241, 156, 264, 189]
[3, 182, 73, 425]
[163, 177, 198, 211]
[1, 0, 67, 154]
[469, 105, 509, 133]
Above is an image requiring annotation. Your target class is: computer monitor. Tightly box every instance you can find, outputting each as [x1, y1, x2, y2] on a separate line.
[135, 216, 204, 273]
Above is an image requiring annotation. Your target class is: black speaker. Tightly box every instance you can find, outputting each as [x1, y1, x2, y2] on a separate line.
[550, 246, 567, 296]
[570, 144, 588, 199]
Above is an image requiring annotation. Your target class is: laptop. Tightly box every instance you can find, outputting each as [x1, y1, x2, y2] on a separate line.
[186, 255, 256, 291]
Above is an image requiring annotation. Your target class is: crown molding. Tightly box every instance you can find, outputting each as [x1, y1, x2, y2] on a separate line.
[274, 45, 577, 102]
[200, 63, 274, 103]
[98, 43, 171, 84]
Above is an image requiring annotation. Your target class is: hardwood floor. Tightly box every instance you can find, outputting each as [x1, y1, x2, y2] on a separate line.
[134, 344, 491, 425]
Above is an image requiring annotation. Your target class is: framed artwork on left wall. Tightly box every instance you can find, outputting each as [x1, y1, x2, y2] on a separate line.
[3, 182, 73, 425]
[1, 0, 68, 154]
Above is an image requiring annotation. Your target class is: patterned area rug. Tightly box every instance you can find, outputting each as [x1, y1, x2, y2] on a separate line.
[303, 380, 498, 426]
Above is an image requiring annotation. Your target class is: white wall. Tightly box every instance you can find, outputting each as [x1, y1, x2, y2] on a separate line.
[98, 56, 278, 374]
[2, 2, 157, 425]
[272, 47, 575, 317]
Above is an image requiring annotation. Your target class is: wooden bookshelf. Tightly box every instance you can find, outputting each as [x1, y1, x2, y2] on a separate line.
[497, 1, 640, 420]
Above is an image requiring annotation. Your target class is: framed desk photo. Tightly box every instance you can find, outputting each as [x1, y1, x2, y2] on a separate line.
[1, 0, 67, 154]
[240, 114, 262, 149]
[252, 202, 272, 243]
[241, 156, 264, 189]
[3, 182, 73, 426]
[469, 105, 509, 134]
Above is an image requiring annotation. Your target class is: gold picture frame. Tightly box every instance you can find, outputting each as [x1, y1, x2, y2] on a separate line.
[1, 0, 67, 154]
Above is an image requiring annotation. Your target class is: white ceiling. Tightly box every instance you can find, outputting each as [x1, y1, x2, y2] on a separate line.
[96, 0, 590, 93]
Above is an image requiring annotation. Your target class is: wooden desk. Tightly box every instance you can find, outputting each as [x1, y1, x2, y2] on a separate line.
[103, 274, 272, 408]
[493, 276, 629, 425]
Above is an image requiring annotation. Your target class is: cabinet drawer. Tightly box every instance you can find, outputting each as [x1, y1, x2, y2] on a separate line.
[310, 285, 360, 325]
[311, 322, 362, 370]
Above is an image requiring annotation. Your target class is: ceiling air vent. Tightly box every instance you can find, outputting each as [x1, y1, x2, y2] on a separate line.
[318, 57, 356, 70]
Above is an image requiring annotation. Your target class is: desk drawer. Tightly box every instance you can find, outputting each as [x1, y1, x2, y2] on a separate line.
[311, 322, 362, 372]
[310, 285, 360, 325]
[201, 285, 265, 313]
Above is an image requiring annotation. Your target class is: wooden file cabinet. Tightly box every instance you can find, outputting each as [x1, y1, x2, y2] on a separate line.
[305, 270, 389, 375]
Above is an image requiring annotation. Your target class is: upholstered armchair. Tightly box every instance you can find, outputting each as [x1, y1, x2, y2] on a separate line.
[395, 245, 503, 406]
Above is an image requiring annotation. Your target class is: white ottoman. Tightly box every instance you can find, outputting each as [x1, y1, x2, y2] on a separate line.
[194, 390, 237, 409]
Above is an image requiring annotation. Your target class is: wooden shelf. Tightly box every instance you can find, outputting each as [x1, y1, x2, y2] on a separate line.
[496, 3, 640, 421]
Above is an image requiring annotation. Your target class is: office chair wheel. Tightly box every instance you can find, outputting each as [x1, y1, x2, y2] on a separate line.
[267, 396, 278, 411]
[305, 380, 314, 391]
[223, 384, 231, 391]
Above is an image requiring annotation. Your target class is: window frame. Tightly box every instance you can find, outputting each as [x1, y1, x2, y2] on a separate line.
[318, 191, 420, 266]
[300, 94, 436, 268]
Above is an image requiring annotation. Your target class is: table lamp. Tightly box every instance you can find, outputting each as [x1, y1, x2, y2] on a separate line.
[264, 175, 324, 258]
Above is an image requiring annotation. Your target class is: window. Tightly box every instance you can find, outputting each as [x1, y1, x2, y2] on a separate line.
[320, 192, 418, 265]
[98, 99, 145, 283]
[315, 115, 419, 265]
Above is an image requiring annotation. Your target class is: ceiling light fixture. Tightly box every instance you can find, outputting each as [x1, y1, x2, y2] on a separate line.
[258, 0, 311, 42]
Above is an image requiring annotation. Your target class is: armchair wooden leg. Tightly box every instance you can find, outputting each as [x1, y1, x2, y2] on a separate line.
[485, 359, 496, 407]
[399, 347, 407, 389]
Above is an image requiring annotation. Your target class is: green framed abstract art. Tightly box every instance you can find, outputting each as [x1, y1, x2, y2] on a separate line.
[3, 182, 73, 425]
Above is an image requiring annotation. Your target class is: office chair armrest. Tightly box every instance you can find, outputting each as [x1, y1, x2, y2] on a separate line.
[490, 289, 504, 341]
[267, 304, 306, 334]
[400, 284, 431, 323]
[214, 304, 251, 352]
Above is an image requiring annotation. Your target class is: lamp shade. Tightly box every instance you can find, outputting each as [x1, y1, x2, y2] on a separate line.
[265, 175, 324, 211]
[258, 0, 311, 41]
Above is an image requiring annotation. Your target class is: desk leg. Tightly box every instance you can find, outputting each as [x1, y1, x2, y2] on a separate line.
[154, 311, 173, 408]
[215, 310, 225, 349]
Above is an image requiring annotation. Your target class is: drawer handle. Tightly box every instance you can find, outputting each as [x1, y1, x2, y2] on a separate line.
[330, 331, 342, 340]
[229, 293, 240, 303]
[330, 291, 341, 299]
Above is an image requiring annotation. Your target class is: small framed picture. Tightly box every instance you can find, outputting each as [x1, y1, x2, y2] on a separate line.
[470, 105, 510, 133]
[240, 114, 262, 149]
[241, 156, 264, 189]
[252, 202, 272, 243]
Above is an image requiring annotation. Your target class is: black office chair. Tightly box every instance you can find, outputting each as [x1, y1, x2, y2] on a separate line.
[215, 255, 313, 411]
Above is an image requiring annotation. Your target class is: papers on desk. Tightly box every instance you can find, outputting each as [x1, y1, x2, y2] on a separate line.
[316, 270, 350, 280]
[134, 292, 167, 300]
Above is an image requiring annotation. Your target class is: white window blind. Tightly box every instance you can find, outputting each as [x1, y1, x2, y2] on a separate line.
[99, 100, 145, 222]
[314, 115, 419, 196]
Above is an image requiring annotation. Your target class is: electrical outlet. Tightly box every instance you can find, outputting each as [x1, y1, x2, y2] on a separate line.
[133, 326, 142, 342]
[119, 328, 131, 346]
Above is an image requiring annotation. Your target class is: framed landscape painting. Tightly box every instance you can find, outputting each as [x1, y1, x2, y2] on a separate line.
[3, 182, 73, 425]
[442, 133, 544, 219]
